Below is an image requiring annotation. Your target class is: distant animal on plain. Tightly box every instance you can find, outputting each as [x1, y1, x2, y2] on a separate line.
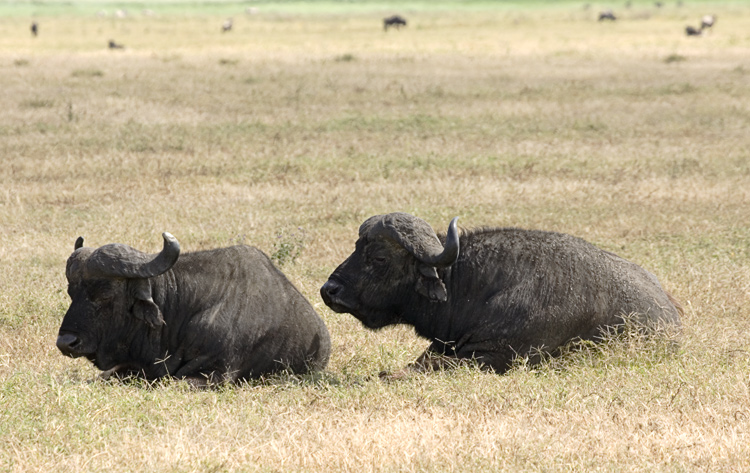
[701, 14, 715, 30]
[222, 18, 233, 32]
[57, 233, 331, 385]
[654, 2, 663, 7]
[598, 10, 617, 21]
[321, 212, 682, 376]
[108, 40, 124, 49]
[30, 22, 38, 37]
[383, 15, 407, 31]
[685, 15, 715, 37]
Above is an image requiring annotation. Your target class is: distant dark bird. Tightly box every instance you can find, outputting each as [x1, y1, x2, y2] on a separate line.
[685, 25, 702, 36]
[383, 15, 407, 31]
[598, 10, 617, 21]
[108, 40, 124, 49]
[701, 15, 716, 30]
[222, 18, 233, 32]
[30, 22, 38, 37]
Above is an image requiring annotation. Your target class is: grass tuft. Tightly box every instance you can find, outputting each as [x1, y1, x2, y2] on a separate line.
[664, 53, 687, 63]
[19, 98, 54, 109]
[71, 68, 104, 77]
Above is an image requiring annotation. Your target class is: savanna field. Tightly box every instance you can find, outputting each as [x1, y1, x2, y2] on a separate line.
[1, 0, 749, 470]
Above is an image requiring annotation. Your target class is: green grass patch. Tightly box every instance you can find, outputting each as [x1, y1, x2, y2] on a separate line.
[664, 53, 687, 63]
[19, 98, 55, 109]
[71, 68, 104, 77]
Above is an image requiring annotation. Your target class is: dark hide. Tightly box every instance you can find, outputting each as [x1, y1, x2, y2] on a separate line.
[58, 236, 330, 384]
[383, 15, 407, 31]
[321, 213, 681, 374]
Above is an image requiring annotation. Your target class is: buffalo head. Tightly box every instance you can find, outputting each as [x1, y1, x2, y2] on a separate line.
[57, 233, 180, 371]
[321, 212, 458, 329]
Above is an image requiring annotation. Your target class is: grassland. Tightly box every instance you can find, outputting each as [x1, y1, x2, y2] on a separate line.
[1, 1, 750, 471]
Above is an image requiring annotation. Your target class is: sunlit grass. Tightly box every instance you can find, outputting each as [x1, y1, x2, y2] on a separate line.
[1, 1, 750, 471]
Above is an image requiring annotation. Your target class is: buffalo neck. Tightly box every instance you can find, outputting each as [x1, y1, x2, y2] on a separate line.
[144, 269, 188, 374]
[396, 265, 459, 344]
[395, 233, 500, 346]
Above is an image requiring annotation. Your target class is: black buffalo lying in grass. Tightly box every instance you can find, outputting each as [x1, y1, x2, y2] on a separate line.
[57, 233, 330, 385]
[321, 212, 681, 376]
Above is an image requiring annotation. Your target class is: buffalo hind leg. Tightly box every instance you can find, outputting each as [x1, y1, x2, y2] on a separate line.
[174, 356, 237, 387]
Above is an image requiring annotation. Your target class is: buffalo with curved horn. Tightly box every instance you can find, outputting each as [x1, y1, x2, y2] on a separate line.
[321, 212, 682, 376]
[58, 233, 330, 384]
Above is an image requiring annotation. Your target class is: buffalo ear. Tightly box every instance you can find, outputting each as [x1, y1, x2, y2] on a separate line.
[129, 279, 165, 329]
[415, 264, 448, 302]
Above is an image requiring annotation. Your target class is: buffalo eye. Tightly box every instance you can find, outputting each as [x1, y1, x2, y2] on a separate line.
[84, 280, 115, 302]
[366, 252, 389, 267]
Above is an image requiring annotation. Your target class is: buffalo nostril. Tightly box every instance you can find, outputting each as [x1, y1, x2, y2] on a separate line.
[56, 333, 80, 355]
[321, 280, 342, 298]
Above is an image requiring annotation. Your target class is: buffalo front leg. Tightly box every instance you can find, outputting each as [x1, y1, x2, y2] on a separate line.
[379, 348, 460, 381]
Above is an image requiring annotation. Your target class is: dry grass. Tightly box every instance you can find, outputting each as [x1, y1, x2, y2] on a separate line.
[1, 1, 750, 471]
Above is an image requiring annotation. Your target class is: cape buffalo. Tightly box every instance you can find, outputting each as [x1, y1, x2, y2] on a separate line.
[321, 212, 681, 375]
[685, 25, 702, 37]
[57, 233, 330, 384]
[383, 15, 407, 31]
[598, 10, 616, 21]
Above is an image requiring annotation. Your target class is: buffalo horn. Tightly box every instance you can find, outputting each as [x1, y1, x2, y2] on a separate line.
[418, 217, 459, 267]
[85, 232, 181, 279]
[367, 213, 460, 268]
[74, 236, 84, 250]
